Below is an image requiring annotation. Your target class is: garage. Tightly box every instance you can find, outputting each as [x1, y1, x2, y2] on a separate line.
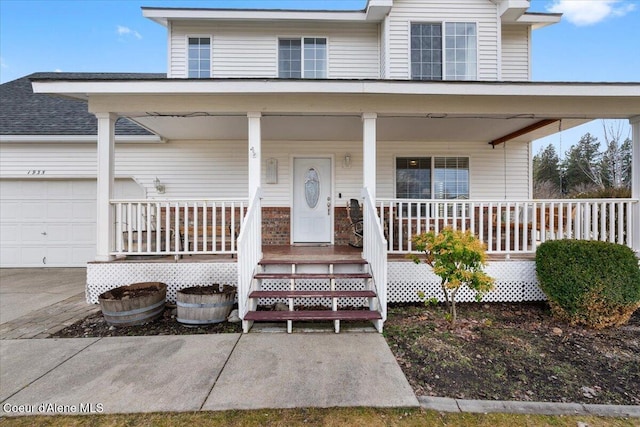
[0, 179, 143, 267]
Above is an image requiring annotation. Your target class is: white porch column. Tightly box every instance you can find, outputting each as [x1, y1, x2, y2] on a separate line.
[95, 113, 116, 261]
[630, 116, 640, 253]
[362, 113, 378, 200]
[247, 112, 262, 200]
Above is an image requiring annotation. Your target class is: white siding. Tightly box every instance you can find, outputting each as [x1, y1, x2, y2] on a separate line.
[1, 138, 529, 204]
[501, 25, 530, 81]
[169, 21, 380, 79]
[376, 140, 529, 200]
[386, 0, 500, 80]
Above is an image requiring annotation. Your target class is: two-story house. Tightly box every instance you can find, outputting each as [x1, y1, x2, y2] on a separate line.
[5, 0, 639, 332]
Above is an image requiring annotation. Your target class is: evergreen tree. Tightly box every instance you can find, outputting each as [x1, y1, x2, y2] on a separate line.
[562, 133, 603, 192]
[532, 144, 561, 196]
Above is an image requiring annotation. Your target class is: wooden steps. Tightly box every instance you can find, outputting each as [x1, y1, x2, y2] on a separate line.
[253, 273, 372, 280]
[249, 290, 376, 299]
[245, 310, 382, 322]
[259, 259, 367, 266]
[244, 256, 382, 333]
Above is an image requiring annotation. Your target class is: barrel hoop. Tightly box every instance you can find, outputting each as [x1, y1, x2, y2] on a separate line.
[101, 299, 165, 317]
[177, 317, 226, 325]
[176, 300, 234, 309]
[103, 305, 165, 324]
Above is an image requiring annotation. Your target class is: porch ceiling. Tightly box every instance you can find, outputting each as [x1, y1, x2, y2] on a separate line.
[129, 113, 590, 143]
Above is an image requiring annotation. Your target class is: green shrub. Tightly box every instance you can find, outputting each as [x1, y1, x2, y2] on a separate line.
[536, 240, 640, 329]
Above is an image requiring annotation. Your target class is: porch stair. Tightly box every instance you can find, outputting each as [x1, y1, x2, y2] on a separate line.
[244, 257, 382, 333]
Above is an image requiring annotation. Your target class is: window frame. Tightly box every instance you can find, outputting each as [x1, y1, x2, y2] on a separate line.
[394, 155, 471, 200]
[277, 36, 328, 79]
[186, 35, 212, 79]
[409, 21, 478, 81]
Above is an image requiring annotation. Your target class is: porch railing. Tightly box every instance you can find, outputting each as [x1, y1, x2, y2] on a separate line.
[237, 189, 262, 329]
[110, 198, 247, 256]
[377, 198, 638, 254]
[362, 187, 388, 332]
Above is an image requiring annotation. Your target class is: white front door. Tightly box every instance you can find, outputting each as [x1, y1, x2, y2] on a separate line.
[292, 158, 332, 243]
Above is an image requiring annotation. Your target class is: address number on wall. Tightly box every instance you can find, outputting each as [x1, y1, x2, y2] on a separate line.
[27, 170, 46, 175]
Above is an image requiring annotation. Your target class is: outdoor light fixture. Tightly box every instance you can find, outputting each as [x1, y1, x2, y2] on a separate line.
[343, 153, 352, 168]
[154, 177, 165, 194]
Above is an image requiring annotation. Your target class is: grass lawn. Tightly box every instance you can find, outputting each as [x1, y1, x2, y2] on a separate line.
[1, 408, 637, 427]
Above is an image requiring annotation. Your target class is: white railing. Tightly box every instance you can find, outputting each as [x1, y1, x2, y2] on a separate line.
[362, 187, 388, 332]
[110, 198, 247, 256]
[377, 198, 638, 254]
[237, 189, 263, 330]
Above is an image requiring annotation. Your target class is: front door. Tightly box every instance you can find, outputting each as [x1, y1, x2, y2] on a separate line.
[292, 157, 332, 243]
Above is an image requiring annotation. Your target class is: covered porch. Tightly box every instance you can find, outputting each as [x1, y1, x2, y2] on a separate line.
[32, 78, 640, 332]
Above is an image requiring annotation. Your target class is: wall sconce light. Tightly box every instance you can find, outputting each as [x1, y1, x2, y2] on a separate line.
[343, 153, 352, 168]
[154, 177, 165, 194]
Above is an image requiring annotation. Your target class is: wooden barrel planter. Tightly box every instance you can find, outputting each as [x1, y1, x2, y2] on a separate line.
[176, 284, 236, 325]
[98, 282, 167, 327]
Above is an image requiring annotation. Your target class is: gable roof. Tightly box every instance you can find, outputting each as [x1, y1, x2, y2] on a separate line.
[0, 72, 164, 136]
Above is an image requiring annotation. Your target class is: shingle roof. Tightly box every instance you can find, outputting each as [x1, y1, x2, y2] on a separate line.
[0, 72, 164, 136]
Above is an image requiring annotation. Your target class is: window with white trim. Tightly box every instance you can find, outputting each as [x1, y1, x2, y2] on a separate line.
[396, 157, 469, 199]
[188, 37, 211, 78]
[278, 37, 327, 79]
[411, 22, 477, 81]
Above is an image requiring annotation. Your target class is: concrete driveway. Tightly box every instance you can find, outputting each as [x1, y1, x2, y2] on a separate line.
[0, 268, 86, 324]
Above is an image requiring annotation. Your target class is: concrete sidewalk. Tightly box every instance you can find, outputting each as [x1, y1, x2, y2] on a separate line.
[0, 333, 419, 416]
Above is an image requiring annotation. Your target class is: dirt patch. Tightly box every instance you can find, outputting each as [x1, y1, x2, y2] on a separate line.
[99, 282, 165, 300]
[178, 284, 236, 295]
[51, 306, 242, 338]
[384, 302, 640, 405]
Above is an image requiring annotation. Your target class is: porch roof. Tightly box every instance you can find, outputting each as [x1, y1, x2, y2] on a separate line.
[31, 78, 640, 143]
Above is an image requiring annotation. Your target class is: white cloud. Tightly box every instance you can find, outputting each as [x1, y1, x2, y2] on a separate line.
[0, 57, 8, 69]
[54, 69, 62, 73]
[547, 0, 636, 26]
[116, 25, 142, 40]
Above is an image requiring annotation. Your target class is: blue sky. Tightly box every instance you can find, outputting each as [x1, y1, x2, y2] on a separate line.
[1, 0, 637, 153]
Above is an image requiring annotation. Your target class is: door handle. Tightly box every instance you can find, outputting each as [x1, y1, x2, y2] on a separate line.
[327, 196, 331, 215]
[41, 231, 47, 236]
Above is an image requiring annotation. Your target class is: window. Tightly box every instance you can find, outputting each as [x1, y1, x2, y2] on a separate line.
[411, 23, 477, 81]
[188, 37, 211, 78]
[279, 37, 327, 79]
[396, 157, 469, 199]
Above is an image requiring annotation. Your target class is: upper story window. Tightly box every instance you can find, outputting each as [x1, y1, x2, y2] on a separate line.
[411, 23, 477, 81]
[188, 37, 211, 78]
[278, 37, 327, 79]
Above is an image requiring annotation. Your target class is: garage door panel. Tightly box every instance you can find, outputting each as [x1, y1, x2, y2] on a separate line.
[0, 202, 21, 220]
[20, 247, 45, 266]
[71, 201, 96, 220]
[71, 247, 96, 265]
[21, 202, 47, 219]
[43, 246, 73, 265]
[21, 224, 46, 243]
[0, 224, 18, 242]
[0, 247, 19, 266]
[71, 224, 96, 243]
[1, 178, 143, 267]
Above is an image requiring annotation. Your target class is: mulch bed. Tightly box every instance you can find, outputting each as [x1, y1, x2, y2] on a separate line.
[384, 302, 640, 405]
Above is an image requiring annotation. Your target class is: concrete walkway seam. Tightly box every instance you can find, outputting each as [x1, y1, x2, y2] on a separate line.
[418, 396, 640, 417]
[1, 338, 102, 405]
[198, 333, 243, 411]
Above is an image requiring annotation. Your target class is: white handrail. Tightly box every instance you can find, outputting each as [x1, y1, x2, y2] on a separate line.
[237, 188, 263, 332]
[110, 198, 247, 256]
[377, 198, 638, 254]
[362, 187, 387, 332]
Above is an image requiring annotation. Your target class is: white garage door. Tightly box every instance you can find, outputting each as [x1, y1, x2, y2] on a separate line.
[0, 179, 143, 267]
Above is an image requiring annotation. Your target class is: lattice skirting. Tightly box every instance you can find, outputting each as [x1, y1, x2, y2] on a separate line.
[86, 260, 545, 305]
[86, 262, 238, 304]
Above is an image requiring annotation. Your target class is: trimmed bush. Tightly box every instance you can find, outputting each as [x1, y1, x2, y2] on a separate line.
[536, 240, 640, 329]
